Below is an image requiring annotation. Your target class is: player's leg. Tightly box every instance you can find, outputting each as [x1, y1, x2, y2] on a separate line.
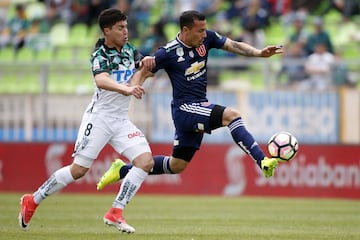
[19, 163, 80, 230]
[103, 151, 152, 233]
[121, 152, 193, 175]
[96, 151, 198, 191]
[19, 156, 93, 230]
[97, 154, 181, 190]
[146, 103, 211, 174]
[222, 106, 278, 178]
[97, 104, 205, 189]
[97, 153, 190, 190]
[97, 134, 201, 189]
[150, 144, 198, 175]
[19, 113, 110, 230]
[102, 120, 153, 233]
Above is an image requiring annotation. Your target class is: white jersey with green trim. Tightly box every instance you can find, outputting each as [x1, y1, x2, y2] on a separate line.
[86, 38, 142, 118]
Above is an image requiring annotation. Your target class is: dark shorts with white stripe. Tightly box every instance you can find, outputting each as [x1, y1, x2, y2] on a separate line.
[171, 102, 225, 161]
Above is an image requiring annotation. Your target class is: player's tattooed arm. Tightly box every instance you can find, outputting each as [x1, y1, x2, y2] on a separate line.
[222, 39, 283, 57]
[222, 39, 261, 57]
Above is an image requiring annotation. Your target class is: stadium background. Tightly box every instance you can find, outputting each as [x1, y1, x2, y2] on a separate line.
[0, 0, 359, 199]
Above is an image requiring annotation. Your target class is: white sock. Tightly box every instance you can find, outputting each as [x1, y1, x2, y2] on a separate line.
[113, 167, 147, 209]
[33, 166, 74, 204]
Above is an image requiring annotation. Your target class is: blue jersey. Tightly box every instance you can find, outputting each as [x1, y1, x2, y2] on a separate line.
[152, 30, 226, 106]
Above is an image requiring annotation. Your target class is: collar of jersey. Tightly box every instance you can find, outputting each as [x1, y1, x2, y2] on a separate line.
[176, 34, 192, 49]
[97, 38, 124, 53]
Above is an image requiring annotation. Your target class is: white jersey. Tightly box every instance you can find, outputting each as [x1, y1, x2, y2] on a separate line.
[87, 38, 142, 118]
[72, 38, 150, 166]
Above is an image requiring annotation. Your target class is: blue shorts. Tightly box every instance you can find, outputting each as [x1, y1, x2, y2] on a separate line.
[171, 102, 225, 150]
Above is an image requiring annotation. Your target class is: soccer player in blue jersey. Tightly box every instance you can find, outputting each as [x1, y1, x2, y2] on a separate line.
[97, 10, 283, 191]
[18, 8, 156, 233]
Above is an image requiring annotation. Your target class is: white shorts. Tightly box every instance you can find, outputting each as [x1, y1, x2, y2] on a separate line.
[73, 112, 151, 168]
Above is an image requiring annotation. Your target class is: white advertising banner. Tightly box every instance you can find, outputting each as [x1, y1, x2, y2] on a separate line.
[150, 90, 340, 144]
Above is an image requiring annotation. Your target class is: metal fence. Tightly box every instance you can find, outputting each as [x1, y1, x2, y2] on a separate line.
[0, 58, 359, 143]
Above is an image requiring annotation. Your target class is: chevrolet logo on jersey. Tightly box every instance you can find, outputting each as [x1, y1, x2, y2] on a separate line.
[185, 60, 205, 76]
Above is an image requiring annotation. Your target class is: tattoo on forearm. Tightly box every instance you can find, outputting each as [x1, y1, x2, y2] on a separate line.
[230, 41, 257, 56]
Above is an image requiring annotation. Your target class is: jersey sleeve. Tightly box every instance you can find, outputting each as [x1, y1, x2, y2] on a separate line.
[90, 52, 109, 76]
[152, 47, 167, 74]
[127, 42, 144, 69]
[207, 30, 227, 49]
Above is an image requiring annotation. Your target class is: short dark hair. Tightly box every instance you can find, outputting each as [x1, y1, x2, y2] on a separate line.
[15, 4, 25, 11]
[179, 10, 206, 29]
[98, 8, 127, 32]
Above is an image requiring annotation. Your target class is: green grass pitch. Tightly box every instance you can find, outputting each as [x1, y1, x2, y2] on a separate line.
[1, 193, 359, 240]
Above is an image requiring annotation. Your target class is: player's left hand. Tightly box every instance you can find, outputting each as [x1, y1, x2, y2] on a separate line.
[260, 45, 283, 57]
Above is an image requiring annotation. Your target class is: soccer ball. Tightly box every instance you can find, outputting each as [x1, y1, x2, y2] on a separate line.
[267, 131, 299, 162]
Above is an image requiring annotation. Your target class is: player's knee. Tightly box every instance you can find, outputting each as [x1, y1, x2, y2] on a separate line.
[170, 147, 196, 173]
[72, 155, 93, 178]
[172, 147, 196, 162]
[132, 152, 154, 172]
[169, 158, 188, 174]
[223, 107, 241, 125]
[70, 163, 89, 179]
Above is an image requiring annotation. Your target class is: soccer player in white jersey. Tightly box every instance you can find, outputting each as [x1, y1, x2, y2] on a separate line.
[18, 8, 155, 233]
[97, 11, 283, 190]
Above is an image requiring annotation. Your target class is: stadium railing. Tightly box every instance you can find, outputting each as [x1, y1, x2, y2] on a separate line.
[0, 57, 359, 142]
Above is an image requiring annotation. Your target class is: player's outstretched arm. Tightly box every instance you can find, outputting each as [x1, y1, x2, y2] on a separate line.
[130, 66, 155, 86]
[222, 38, 283, 58]
[94, 72, 144, 99]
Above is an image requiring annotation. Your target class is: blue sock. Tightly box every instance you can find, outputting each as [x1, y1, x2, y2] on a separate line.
[150, 155, 173, 174]
[120, 165, 132, 179]
[228, 117, 265, 167]
[119, 155, 172, 178]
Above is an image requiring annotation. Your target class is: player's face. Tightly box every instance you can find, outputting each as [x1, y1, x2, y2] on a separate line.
[183, 19, 207, 48]
[104, 20, 128, 50]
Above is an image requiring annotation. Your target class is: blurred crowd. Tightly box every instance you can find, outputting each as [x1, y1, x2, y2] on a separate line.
[0, 0, 360, 90]
[277, 0, 360, 91]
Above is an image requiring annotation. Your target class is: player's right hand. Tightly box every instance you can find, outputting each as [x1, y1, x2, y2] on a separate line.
[140, 56, 155, 71]
[126, 85, 145, 99]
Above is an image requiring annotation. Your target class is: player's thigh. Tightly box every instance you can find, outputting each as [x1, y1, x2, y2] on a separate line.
[73, 113, 111, 161]
[174, 129, 203, 151]
[174, 103, 224, 132]
[174, 102, 211, 132]
[110, 119, 151, 162]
